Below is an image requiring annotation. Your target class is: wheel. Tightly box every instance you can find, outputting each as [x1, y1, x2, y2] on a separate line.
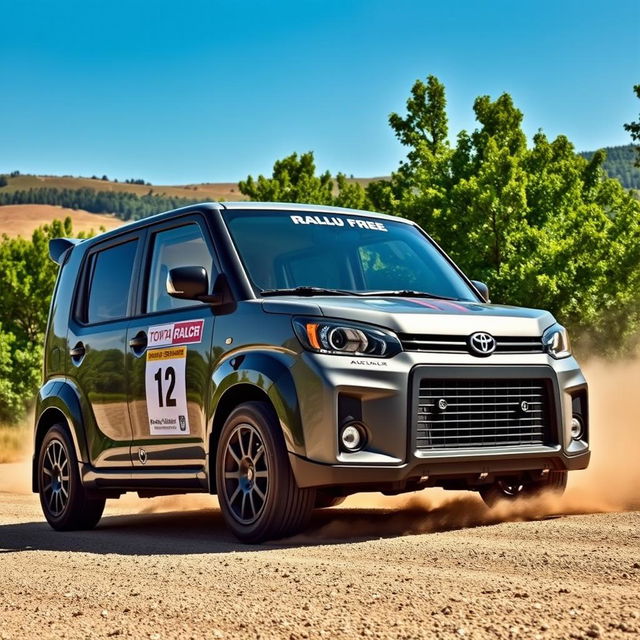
[38, 424, 106, 530]
[480, 471, 567, 507]
[215, 401, 316, 543]
[314, 492, 346, 509]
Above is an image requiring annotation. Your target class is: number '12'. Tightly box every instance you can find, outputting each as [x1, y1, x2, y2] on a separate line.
[154, 366, 177, 407]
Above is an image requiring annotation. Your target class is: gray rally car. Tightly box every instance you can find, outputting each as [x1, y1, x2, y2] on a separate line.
[34, 202, 589, 542]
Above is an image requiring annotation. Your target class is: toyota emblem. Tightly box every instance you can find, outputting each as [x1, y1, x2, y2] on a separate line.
[468, 332, 496, 357]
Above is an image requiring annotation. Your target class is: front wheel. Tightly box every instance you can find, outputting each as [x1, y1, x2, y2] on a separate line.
[480, 471, 567, 507]
[215, 401, 316, 543]
[38, 424, 106, 530]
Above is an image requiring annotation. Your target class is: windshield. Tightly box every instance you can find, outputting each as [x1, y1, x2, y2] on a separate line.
[222, 210, 478, 301]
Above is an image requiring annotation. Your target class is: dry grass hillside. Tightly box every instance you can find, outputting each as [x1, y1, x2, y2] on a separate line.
[0, 205, 123, 238]
[0, 173, 382, 202]
[2, 174, 242, 201]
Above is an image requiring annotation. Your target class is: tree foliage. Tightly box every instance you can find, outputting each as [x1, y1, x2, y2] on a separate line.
[579, 144, 640, 189]
[238, 151, 368, 209]
[367, 76, 640, 352]
[624, 84, 640, 167]
[0, 218, 91, 422]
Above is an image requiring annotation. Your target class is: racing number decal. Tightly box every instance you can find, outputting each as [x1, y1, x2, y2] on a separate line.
[153, 366, 177, 407]
[145, 346, 190, 435]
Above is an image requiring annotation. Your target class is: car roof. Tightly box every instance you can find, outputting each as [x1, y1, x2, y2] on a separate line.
[74, 201, 413, 247]
[220, 201, 411, 224]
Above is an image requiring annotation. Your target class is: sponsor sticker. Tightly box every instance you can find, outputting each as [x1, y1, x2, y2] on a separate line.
[145, 345, 190, 435]
[148, 319, 204, 347]
[290, 215, 387, 232]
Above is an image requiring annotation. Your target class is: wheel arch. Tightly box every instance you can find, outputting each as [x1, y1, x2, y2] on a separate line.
[33, 379, 89, 492]
[207, 351, 305, 493]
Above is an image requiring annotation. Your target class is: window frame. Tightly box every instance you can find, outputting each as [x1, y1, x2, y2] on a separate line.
[134, 214, 222, 319]
[73, 231, 146, 327]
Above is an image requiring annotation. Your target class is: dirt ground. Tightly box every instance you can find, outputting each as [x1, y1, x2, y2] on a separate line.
[1, 358, 639, 639]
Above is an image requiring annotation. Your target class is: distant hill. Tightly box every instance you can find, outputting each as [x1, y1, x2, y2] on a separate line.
[0, 172, 379, 222]
[0, 173, 241, 201]
[579, 144, 640, 190]
[0, 205, 123, 238]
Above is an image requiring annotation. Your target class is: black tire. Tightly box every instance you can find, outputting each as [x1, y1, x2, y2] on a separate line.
[215, 401, 316, 543]
[38, 424, 106, 530]
[314, 492, 346, 509]
[480, 471, 567, 507]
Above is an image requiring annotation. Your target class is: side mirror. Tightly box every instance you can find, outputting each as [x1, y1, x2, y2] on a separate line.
[167, 266, 209, 300]
[167, 267, 233, 308]
[471, 280, 490, 302]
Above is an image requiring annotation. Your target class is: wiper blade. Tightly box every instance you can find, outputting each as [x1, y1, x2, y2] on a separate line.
[365, 289, 460, 301]
[260, 286, 355, 297]
[260, 286, 461, 300]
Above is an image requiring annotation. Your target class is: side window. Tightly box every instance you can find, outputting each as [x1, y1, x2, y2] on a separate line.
[146, 223, 215, 313]
[85, 239, 138, 324]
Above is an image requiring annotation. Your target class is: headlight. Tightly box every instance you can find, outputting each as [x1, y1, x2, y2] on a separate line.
[543, 323, 572, 359]
[293, 318, 402, 357]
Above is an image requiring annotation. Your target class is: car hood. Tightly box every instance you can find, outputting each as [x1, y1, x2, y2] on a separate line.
[262, 296, 556, 336]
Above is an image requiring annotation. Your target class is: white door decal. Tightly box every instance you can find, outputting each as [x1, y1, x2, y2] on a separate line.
[145, 346, 190, 435]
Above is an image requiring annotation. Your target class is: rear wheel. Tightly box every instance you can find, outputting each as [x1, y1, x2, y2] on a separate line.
[480, 471, 567, 507]
[38, 424, 105, 530]
[216, 401, 316, 543]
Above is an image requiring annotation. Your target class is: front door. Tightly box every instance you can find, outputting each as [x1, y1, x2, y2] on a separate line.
[126, 218, 217, 468]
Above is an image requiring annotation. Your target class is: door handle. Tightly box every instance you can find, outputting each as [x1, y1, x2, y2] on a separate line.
[69, 342, 85, 360]
[129, 331, 148, 353]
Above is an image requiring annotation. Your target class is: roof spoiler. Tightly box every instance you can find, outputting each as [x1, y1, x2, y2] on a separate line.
[49, 237, 82, 265]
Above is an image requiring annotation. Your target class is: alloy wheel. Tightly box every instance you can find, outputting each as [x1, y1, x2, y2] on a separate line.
[41, 439, 70, 517]
[496, 479, 525, 497]
[222, 423, 269, 524]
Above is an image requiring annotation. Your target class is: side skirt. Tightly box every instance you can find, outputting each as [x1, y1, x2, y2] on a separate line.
[80, 463, 209, 495]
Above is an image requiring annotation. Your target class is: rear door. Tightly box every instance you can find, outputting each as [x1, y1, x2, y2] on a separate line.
[126, 215, 218, 469]
[66, 232, 143, 468]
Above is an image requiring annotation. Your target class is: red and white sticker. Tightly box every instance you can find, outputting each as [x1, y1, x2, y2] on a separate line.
[148, 319, 204, 347]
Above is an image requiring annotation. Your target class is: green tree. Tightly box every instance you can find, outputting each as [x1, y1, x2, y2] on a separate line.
[624, 84, 640, 167]
[0, 218, 92, 422]
[368, 76, 640, 353]
[238, 151, 368, 208]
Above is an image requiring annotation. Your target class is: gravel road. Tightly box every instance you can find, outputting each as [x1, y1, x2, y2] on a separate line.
[1, 461, 638, 640]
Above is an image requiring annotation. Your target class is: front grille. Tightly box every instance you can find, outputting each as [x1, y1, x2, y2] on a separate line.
[399, 334, 544, 354]
[416, 379, 551, 450]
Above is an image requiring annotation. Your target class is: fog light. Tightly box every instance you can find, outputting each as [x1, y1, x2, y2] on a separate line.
[570, 416, 584, 440]
[340, 423, 366, 452]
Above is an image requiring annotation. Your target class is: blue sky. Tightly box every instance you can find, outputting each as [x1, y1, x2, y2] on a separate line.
[1, 0, 639, 184]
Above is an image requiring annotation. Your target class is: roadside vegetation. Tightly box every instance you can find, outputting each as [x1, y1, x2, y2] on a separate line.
[0, 219, 89, 424]
[579, 144, 640, 190]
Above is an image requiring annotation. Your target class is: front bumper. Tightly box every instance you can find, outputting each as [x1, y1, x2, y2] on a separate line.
[288, 351, 590, 490]
[289, 446, 590, 489]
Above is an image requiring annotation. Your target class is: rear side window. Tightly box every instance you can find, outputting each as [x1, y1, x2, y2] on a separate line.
[85, 240, 138, 324]
[146, 224, 214, 313]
